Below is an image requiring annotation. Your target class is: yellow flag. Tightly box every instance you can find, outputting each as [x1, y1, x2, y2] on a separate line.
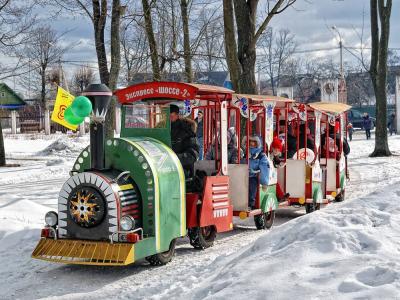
[51, 87, 77, 130]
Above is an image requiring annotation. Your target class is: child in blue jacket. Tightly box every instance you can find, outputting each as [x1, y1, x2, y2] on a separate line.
[248, 135, 270, 209]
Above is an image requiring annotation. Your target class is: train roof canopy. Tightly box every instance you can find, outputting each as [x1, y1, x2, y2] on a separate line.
[114, 81, 234, 104]
[233, 94, 295, 108]
[309, 102, 352, 114]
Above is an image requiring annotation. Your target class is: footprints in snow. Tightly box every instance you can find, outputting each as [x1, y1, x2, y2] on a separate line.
[339, 266, 398, 293]
[355, 266, 398, 287]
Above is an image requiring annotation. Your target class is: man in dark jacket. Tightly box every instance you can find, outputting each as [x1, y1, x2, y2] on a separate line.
[388, 112, 396, 136]
[363, 113, 372, 140]
[195, 110, 204, 159]
[170, 104, 199, 178]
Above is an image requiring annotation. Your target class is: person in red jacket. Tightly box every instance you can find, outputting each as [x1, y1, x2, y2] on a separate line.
[270, 137, 290, 202]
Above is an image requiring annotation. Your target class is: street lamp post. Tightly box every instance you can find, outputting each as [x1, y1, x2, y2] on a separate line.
[332, 26, 347, 103]
[332, 26, 344, 80]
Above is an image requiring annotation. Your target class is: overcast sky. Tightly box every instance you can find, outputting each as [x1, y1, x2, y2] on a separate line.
[58, 0, 399, 66]
[269, 0, 400, 58]
[7, 0, 400, 95]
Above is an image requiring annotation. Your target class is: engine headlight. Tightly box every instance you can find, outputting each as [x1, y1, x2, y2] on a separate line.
[45, 211, 58, 227]
[120, 215, 135, 231]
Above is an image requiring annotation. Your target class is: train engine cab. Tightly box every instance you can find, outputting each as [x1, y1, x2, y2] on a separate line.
[32, 82, 234, 266]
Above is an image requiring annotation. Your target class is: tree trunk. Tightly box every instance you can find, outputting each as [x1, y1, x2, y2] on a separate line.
[41, 68, 46, 109]
[223, 0, 241, 91]
[180, 0, 192, 82]
[105, 0, 122, 138]
[0, 121, 5, 166]
[233, 0, 257, 94]
[93, 0, 109, 85]
[369, 0, 392, 157]
[142, 0, 161, 81]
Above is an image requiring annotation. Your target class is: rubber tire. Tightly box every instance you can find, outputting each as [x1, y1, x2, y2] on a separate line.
[254, 211, 275, 230]
[305, 203, 321, 214]
[335, 190, 345, 202]
[145, 239, 176, 266]
[188, 226, 216, 250]
[264, 211, 275, 229]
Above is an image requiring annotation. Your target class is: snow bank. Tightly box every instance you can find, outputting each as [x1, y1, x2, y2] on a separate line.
[37, 136, 88, 156]
[1, 134, 89, 185]
[179, 185, 400, 299]
[1, 132, 400, 299]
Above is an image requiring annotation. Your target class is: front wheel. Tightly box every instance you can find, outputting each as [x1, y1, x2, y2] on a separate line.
[188, 226, 216, 250]
[146, 239, 176, 266]
[305, 203, 321, 214]
[254, 211, 275, 230]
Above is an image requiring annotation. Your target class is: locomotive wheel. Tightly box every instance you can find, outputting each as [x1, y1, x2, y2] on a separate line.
[146, 239, 177, 266]
[188, 226, 216, 250]
[254, 211, 275, 230]
[305, 203, 321, 214]
[335, 190, 346, 202]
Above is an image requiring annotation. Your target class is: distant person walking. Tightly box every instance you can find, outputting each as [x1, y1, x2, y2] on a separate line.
[388, 112, 396, 136]
[347, 122, 354, 141]
[363, 112, 372, 140]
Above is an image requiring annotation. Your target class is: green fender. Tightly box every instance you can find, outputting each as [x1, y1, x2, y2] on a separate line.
[312, 182, 323, 204]
[259, 185, 278, 213]
[340, 172, 346, 189]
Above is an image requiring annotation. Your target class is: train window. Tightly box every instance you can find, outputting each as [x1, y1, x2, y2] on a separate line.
[124, 104, 167, 129]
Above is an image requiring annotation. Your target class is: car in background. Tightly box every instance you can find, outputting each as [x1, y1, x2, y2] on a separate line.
[348, 109, 376, 130]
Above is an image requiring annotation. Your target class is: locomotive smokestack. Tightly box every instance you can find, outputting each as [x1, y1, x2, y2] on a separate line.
[81, 84, 112, 170]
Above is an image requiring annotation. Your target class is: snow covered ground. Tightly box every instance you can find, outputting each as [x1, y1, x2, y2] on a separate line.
[0, 131, 400, 299]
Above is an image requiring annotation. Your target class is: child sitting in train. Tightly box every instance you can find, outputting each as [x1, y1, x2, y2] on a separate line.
[270, 137, 290, 203]
[248, 135, 269, 210]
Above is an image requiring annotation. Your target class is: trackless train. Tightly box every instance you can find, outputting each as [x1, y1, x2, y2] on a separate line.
[32, 82, 350, 266]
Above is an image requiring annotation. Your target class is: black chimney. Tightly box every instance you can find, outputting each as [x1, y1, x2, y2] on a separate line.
[81, 84, 112, 170]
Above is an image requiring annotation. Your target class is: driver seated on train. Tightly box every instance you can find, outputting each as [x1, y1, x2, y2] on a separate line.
[205, 127, 243, 164]
[169, 104, 200, 178]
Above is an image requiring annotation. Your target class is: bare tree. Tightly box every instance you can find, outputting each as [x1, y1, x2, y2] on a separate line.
[0, 0, 37, 80]
[192, 8, 226, 74]
[23, 26, 67, 109]
[387, 49, 400, 67]
[141, 0, 161, 80]
[120, 20, 149, 84]
[70, 65, 95, 94]
[258, 27, 297, 95]
[369, 0, 392, 157]
[50, 0, 124, 137]
[180, 0, 192, 82]
[223, 0, 296, 93]
[0, 0, 38, 167]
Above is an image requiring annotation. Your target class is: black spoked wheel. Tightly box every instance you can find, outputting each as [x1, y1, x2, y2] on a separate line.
[146, 239, 176, 266]
[335, 190, 345, 202]
[305, 203, 321, 214]
[264, 211, 275, 229]
[188, 226, 216, 250]
[254, 211, 275, 230]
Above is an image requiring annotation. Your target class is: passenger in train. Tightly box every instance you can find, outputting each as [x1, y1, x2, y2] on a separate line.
[287, 123, 314, 159]
[321, 123, 350, 160]
[205, 127, 243, 163]
[270, 137, 290, 202]
[248, 135, 270, 210]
